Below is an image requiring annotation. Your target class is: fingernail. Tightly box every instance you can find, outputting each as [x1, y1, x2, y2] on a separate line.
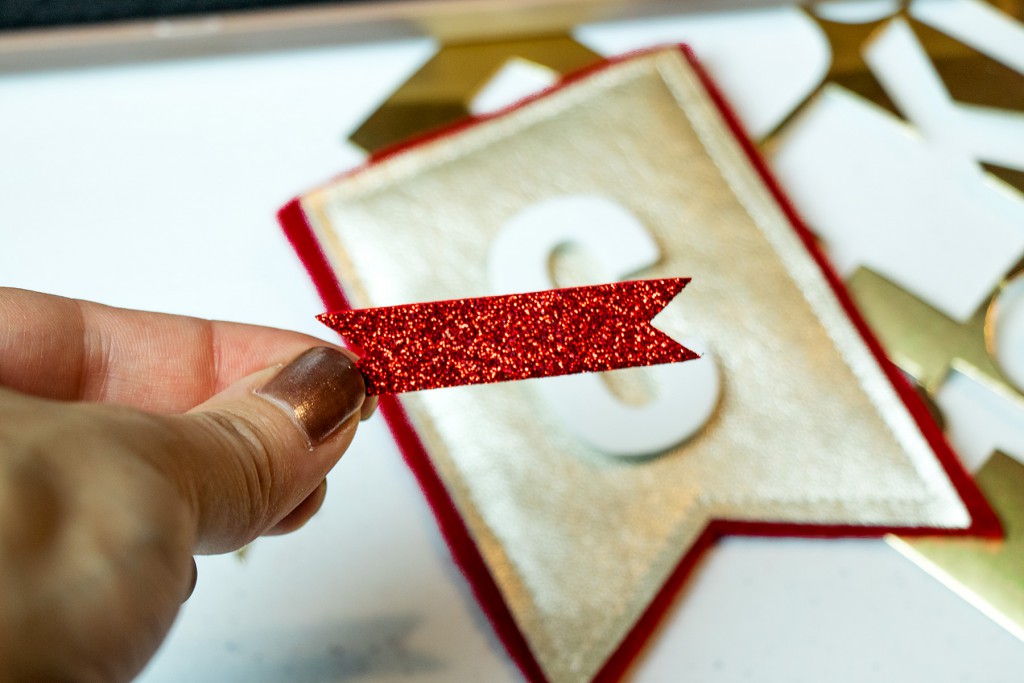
[256, 347, 366, 447]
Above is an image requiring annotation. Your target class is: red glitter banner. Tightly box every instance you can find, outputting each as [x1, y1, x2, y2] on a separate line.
[317, 278, 699, 395]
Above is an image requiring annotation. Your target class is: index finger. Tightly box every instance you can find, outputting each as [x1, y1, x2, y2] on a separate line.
[0, 287, 376, 416]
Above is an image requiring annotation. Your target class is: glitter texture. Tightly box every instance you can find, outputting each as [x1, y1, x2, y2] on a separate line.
[317, 278, 697, 395]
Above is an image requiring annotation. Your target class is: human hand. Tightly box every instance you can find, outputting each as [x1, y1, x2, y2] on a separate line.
[0, 288, 374, 682]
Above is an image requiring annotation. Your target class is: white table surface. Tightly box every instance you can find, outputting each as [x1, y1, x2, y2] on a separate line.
[3, 2, 1024, 681]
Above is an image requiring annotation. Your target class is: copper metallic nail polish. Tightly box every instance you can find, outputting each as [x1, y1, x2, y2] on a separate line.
[256, 347, 366, 447]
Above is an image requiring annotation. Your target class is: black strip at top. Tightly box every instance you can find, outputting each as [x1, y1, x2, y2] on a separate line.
[1, 0, 367, 31]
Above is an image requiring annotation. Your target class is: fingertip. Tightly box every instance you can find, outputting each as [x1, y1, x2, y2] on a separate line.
[183, 558, 198, 602]
[360, 394, 378, 421]
[180, 346, 366, 553]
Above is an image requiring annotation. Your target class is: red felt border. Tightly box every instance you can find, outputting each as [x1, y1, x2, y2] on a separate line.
[278, 45, 1001, 683]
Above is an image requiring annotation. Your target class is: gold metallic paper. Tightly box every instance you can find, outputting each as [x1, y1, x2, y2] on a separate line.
[848, 264, 1024, 396]
[761, 0, 1024, 402]
[771, 2, 1024, 407]
[303, 49, 975, 682]
[763, 3, 1024, 197]
[891, 451, 1024, 642]
[349, 35, 601, 154]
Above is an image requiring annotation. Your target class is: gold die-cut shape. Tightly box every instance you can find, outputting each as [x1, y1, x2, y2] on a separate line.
[983, 163, 1024, 194]
[907, 16, 1024, 111]
[891, 450, 1024, 641]
[762, 4, 1024, 195]
[906, 16, 1024, 192]
[847, 264, 1024, 400]
[761, 7, 904, 149]
[767, 3, 1024, 402]
[348, 35, 601, 154]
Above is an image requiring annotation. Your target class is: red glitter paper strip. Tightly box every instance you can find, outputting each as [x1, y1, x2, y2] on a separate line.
[317, 278, 698, 395]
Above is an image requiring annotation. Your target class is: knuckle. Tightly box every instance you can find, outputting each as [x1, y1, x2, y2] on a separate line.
[200, 411, 279, 535]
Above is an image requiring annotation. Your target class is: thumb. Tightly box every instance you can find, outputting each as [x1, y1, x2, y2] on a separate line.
[159, 346, 367, 554]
